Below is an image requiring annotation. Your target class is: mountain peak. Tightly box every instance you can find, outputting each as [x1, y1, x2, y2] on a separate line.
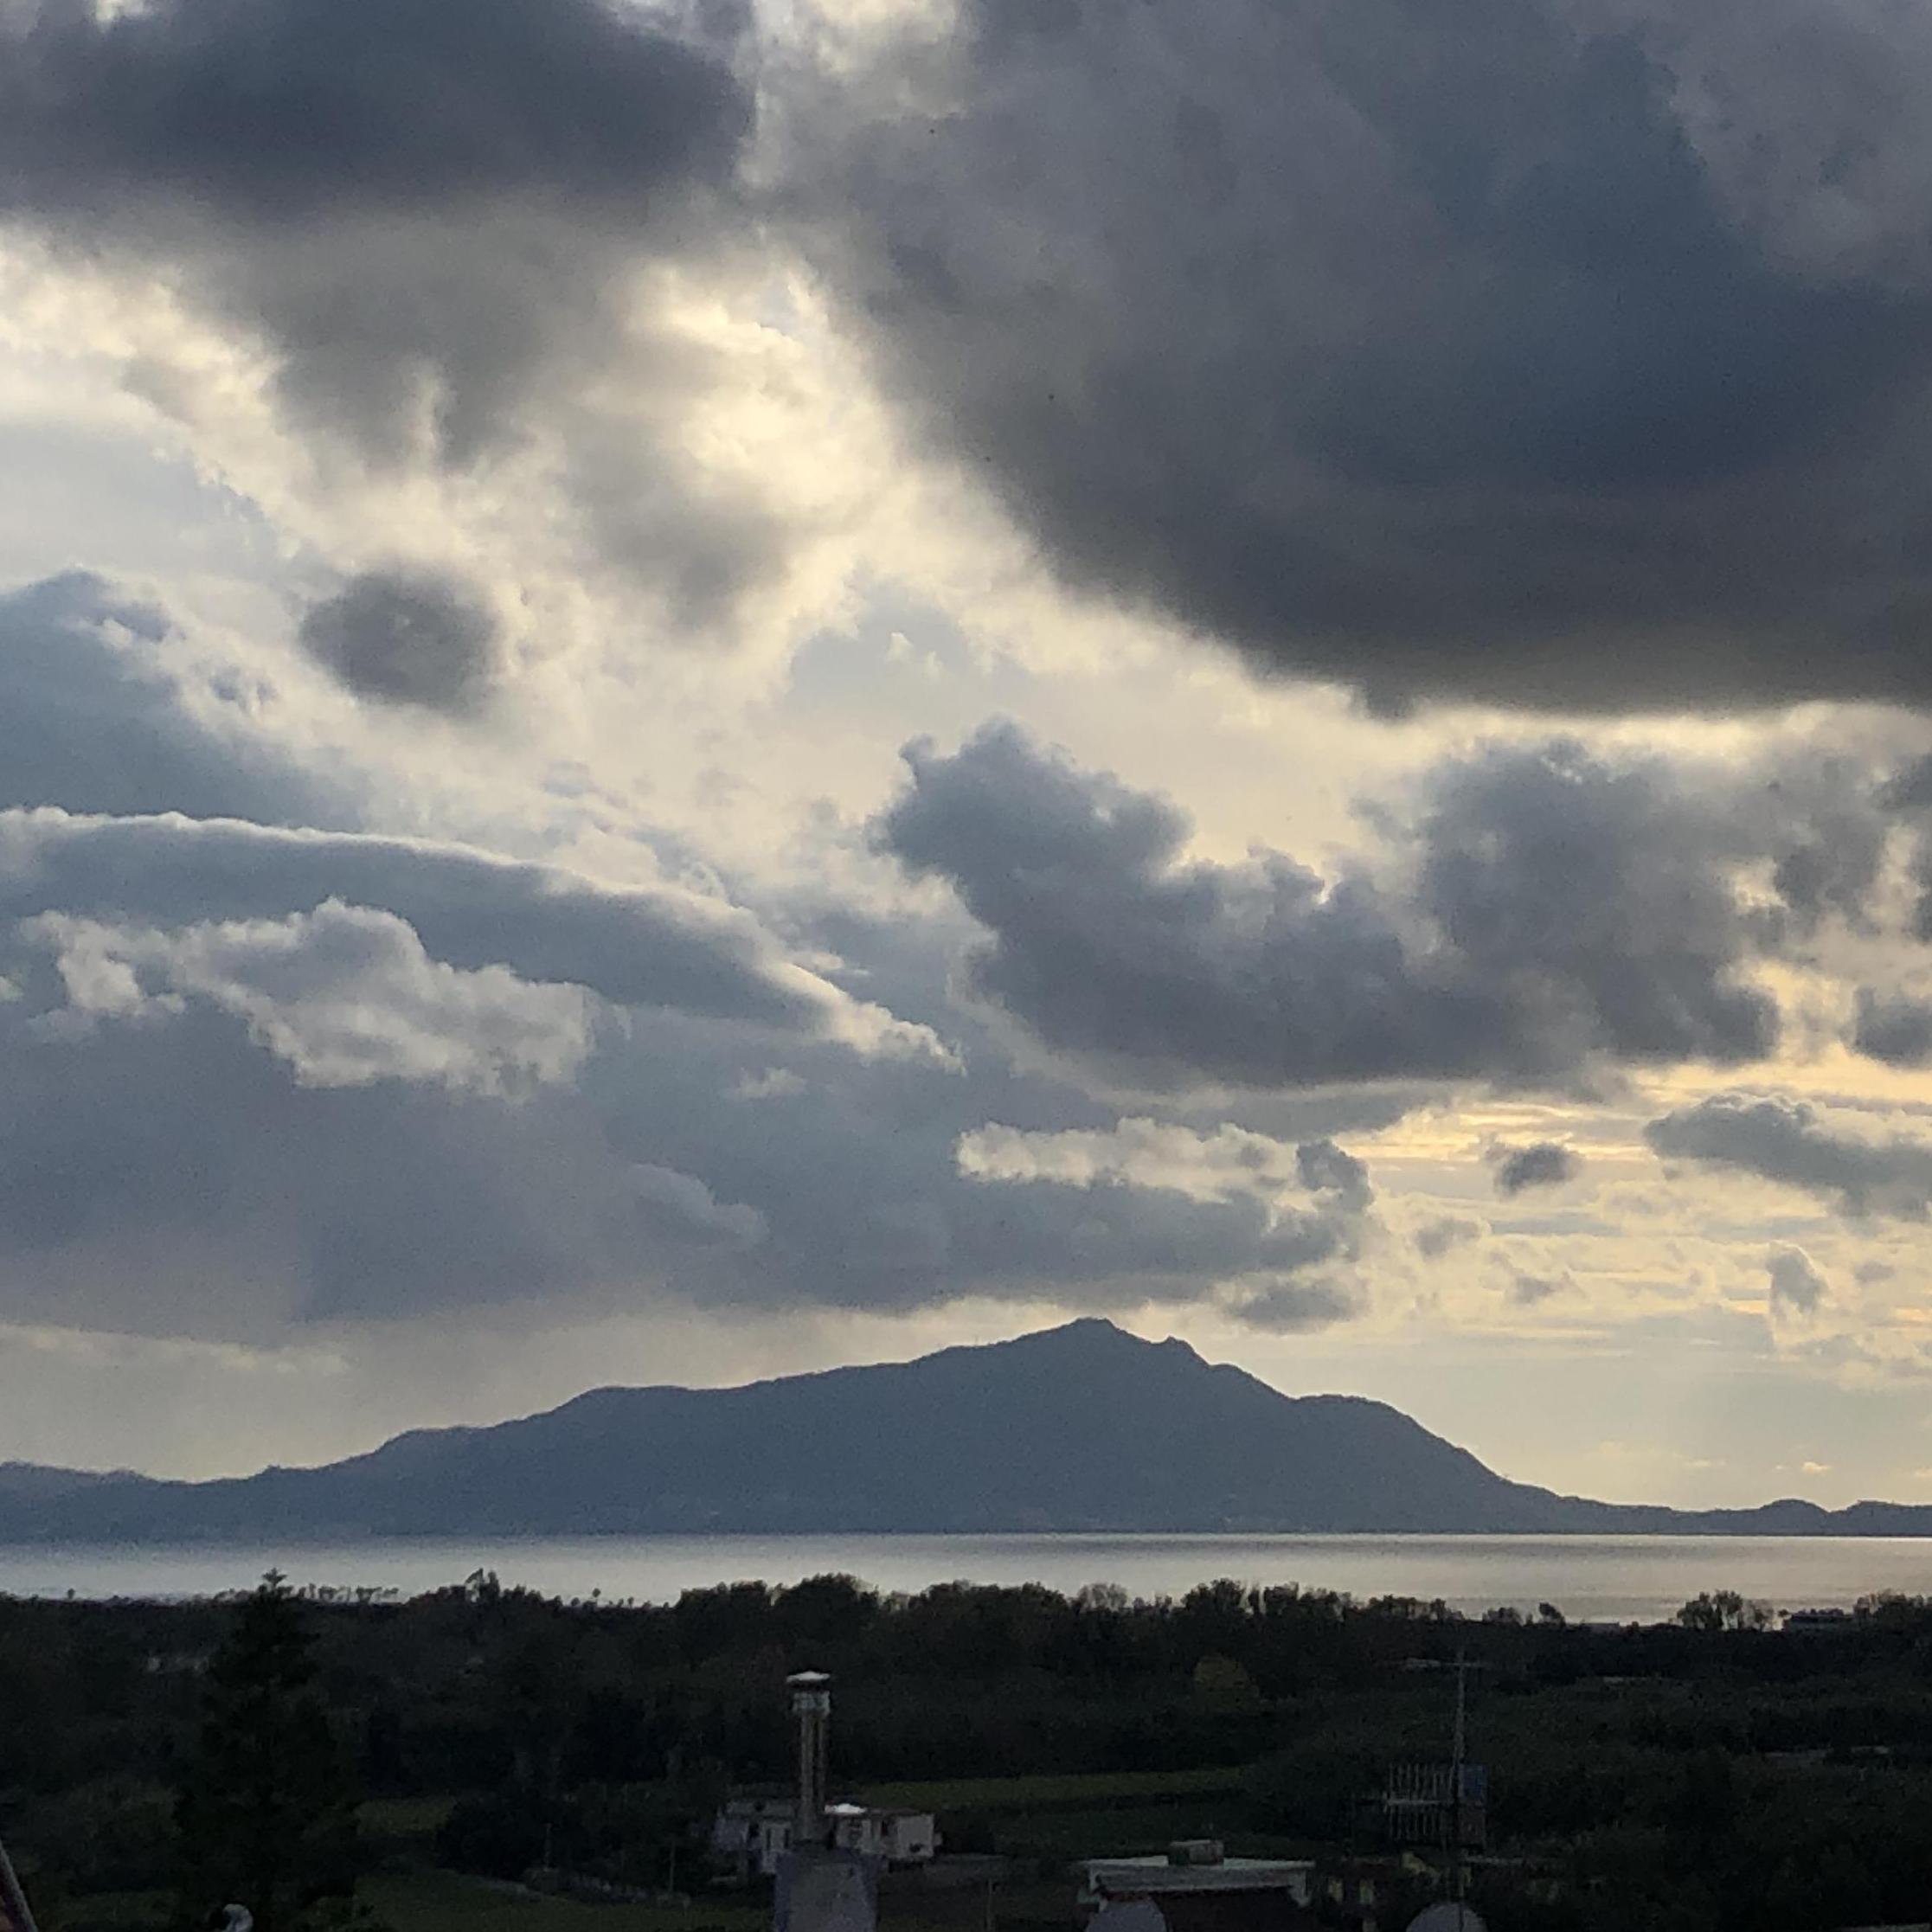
[2, 1322, 1927, 1544]
[994, 1316, 1203, 1362]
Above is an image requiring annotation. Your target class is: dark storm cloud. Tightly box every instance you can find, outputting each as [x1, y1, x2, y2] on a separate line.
[807, 0, 1932, 711]
[1226, 1279, 1364, 1333]
[0, 902, 1372, 1336]
[0, 0, 747, 223]
[0, 617, 1388, 1338]
[1767, 1245, 1829, 1319]
[1492, 1141, 1582, 1196]
[1646, 1093, 1932, 1220]
[629, 970, 1374, 1325]
[876, 722, 1796, 1088]
[1297, 1137, 1373, 1207]
[0, 988, 799, 1336]
[298, 568, 499, 713]
[1852, 990, 1932, 1068]
[945, 1178, 1362, 1306]
[0, 0, 755, 476]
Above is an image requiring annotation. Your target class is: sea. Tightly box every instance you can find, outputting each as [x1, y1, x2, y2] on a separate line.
[2, 1532, 1930, 1623]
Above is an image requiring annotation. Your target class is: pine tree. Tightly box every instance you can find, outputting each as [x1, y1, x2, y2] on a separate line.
[175, 1573, 358, 1932]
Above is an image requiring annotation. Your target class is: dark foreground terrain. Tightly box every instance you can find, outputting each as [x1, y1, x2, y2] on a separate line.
[3, 1570, 1929, 1932]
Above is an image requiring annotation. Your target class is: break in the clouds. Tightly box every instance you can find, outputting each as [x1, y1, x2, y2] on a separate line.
[1492, 1142, 1582, 1197]
[876, 721, 1922, 1091]
[1646, 1093, 1932, 1220]
[809, 0, 1932, 710]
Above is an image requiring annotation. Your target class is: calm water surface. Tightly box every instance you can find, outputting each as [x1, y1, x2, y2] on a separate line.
[2, 1533, 1930, 1622]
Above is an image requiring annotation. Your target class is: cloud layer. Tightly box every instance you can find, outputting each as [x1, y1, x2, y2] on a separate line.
[3, 0, 1932, 1494]
[0, 0, 748, 223]
[1646, 1093, 1932, 1219]
[877, 722, 1916, 1091]
[0, 575, 1404, 1342]
[29, 899, 594, 1095]
[809, 0, 1932, 710]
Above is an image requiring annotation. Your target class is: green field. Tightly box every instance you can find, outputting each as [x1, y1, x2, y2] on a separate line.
[364, 1872, 766, 1932]
[853, 1768, 1245, 1813]
[360, 1796, 462, 1840]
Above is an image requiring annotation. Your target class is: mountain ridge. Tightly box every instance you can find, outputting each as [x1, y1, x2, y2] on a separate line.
[0, 1318, 1925, 1543]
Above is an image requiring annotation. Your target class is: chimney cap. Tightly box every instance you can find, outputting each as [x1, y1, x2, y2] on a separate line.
[786, 1670, 832, 1687]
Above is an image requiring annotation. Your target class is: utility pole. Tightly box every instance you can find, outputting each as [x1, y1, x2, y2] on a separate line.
[0, 1832, 40, 1932]
[1450, 1650, 1468, 1932]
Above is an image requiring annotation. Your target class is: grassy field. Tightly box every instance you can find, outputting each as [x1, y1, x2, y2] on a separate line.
[362, 1795, 462, 1839]
[42, 1889, 171, 1932]
[366, 1868, 1082, 1932]
[853, 1768, 1246, 1813]
[364, 1871, 767, 1932]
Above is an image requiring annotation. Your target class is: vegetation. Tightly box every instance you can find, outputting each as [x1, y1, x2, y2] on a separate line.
[1, 1570, 1930, 1932]
[174, 1575, 358, 1932]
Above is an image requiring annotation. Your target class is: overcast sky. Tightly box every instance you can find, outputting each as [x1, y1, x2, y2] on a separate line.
[1, 0, 1931, 1509]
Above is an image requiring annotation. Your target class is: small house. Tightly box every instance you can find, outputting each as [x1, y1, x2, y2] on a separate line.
[824, 1804, 939, 1865]
[713, 1798, 800, 1881]
[715, 1799, 939, 1881]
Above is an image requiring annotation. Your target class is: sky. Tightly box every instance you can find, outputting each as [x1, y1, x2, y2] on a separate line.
[2, 0, 1932, 1510]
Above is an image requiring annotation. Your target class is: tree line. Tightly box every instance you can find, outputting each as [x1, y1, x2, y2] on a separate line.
[3, 1571, 1931, 1932]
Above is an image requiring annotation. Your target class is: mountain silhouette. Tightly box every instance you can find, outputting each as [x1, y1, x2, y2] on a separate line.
[0, 1319, 1924, 1541]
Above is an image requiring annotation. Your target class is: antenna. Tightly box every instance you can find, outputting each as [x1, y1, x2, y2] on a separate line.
[1450, 1652, 1467, 1931]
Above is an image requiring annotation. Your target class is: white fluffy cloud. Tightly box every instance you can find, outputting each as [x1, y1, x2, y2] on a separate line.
[27, 900, 596, 1095]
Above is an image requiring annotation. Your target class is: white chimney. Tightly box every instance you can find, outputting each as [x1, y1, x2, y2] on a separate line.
[786, 1671, 831, 1845]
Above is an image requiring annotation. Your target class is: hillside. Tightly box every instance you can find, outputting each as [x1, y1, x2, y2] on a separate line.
[0, 1319, 1924, 1541]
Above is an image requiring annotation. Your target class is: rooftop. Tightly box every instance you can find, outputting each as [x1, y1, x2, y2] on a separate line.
[1082, 1859, 1314, 1896]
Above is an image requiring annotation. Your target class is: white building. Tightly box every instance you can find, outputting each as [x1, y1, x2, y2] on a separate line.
[714, 1799, 939, 1880]
[825, 1803, 939, 1865]
[1079, 1850, 1317, 1916]
[712, 1798, 800, 1880]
